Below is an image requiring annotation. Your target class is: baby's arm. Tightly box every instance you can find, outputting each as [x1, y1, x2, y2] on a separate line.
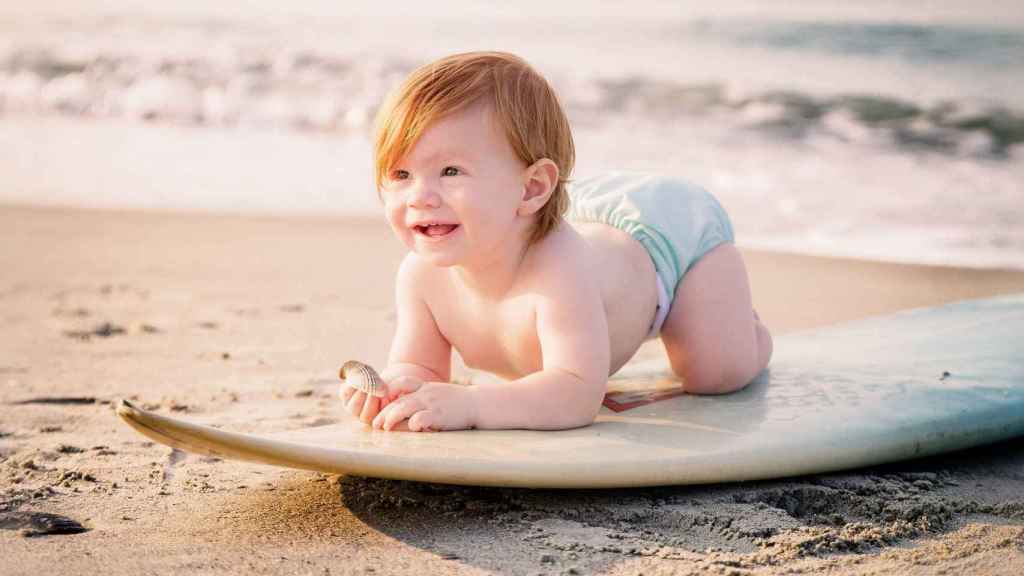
[473, 261, 610, 429]
[370, 248, 610, 432]
[386, 255, 452, 380]
[343, 254, 451, 422]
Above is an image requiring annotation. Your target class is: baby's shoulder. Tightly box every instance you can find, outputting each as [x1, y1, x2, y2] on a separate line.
[396, 252, 447, 292]
[519, 221, 591, 287]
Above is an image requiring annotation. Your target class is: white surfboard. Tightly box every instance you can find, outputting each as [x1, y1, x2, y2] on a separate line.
[116, 294, 1024, 488]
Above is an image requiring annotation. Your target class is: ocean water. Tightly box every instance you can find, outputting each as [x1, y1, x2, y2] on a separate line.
[1, 1, 1022, 269]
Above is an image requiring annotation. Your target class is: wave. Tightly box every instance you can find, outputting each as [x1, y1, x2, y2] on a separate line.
[686, 20, 1024, 67]
[2, 46, 1022, 158]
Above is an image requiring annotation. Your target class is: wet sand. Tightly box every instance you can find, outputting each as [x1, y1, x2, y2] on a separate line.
[2, 204, 1023, 575]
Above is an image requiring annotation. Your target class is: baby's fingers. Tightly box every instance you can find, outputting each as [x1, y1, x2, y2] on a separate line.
[340, 384, 356, 403]
[374, 398, 422, 431]
[385, 376, 424, 400]
[358, 395, 381, 424]
[345, 390, 367, 418]
[407, 411, 438, 432]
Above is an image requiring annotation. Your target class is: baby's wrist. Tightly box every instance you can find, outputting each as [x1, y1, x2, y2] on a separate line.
[381, 362, 439, 383]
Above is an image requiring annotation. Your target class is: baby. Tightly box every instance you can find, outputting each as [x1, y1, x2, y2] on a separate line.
[342, 51, 773, 431]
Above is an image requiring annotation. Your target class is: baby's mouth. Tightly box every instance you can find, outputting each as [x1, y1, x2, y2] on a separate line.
[413, 223, 460, 238]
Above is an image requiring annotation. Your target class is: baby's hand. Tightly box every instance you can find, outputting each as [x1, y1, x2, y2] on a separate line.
[340, 375, 424, 424]
[372, 382, 477, 432]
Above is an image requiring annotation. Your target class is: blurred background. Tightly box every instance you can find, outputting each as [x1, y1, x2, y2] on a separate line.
[2, 0, 1022, 269]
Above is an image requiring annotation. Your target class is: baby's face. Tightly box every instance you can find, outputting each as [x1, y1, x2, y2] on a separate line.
[380, 101, 528, 268]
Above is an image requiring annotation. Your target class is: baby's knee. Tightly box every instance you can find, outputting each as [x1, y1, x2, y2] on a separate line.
[671, 332, 768, 396]
[671, 360, 751, 396]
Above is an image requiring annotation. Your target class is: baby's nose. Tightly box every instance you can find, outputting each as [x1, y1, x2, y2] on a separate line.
[407, 181, 442, 209]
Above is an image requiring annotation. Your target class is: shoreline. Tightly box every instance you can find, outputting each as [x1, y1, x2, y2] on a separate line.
[3, 108, 1024, 273]
[8, 200, 1024, 273]
[6, 202, 1024, 333]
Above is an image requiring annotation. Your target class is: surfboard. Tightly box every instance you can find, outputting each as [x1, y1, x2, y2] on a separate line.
[116, 293, 1024, 488]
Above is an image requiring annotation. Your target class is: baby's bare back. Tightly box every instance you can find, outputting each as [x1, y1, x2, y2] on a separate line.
[570, 221, 660, 371]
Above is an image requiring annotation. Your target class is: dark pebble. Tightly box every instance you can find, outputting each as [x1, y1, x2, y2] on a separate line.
[94, 322, 125, 337]
[63, 322, 126, 340]
[13, 397, 96, 406]
[57, 445, 84, 454]
[0, 511, 88, 537]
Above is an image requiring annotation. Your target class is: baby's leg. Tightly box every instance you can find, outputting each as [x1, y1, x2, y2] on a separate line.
[660, 243, 772, 394]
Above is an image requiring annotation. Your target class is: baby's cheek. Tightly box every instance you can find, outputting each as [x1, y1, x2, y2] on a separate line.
[383, 207, 410, 241]
[383, 203, 401, 227]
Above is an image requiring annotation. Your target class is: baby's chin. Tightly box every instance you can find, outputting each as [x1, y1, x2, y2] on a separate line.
[397, 235, 460, 266]
[410, 249, 463, 268]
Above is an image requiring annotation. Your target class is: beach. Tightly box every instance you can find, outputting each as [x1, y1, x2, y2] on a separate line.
[3, 204, 1024, 575]
[3, 1, 1024, 572]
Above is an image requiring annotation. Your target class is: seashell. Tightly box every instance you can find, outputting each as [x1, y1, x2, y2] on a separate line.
[339, 360, 386, 398]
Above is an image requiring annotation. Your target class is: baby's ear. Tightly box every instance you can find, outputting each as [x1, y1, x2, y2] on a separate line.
[518, 159, 559, 216]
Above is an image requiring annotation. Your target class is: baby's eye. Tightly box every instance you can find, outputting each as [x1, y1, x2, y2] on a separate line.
[390, 169, 410, 181]
[441, 166, 461, 177]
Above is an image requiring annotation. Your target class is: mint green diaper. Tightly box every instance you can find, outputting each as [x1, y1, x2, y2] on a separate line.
[566, 171, 735, 301]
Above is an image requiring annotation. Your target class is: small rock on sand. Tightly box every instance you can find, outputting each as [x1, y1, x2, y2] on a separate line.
[63, 322, 126, 340]
[14, 397, 96, 406]
[0, 511, 88, 537]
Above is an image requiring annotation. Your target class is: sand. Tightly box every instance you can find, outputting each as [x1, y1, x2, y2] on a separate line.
[2, 204, 1024, 575]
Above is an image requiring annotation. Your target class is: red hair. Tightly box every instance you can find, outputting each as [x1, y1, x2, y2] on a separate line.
[373, 51, 575, 243]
